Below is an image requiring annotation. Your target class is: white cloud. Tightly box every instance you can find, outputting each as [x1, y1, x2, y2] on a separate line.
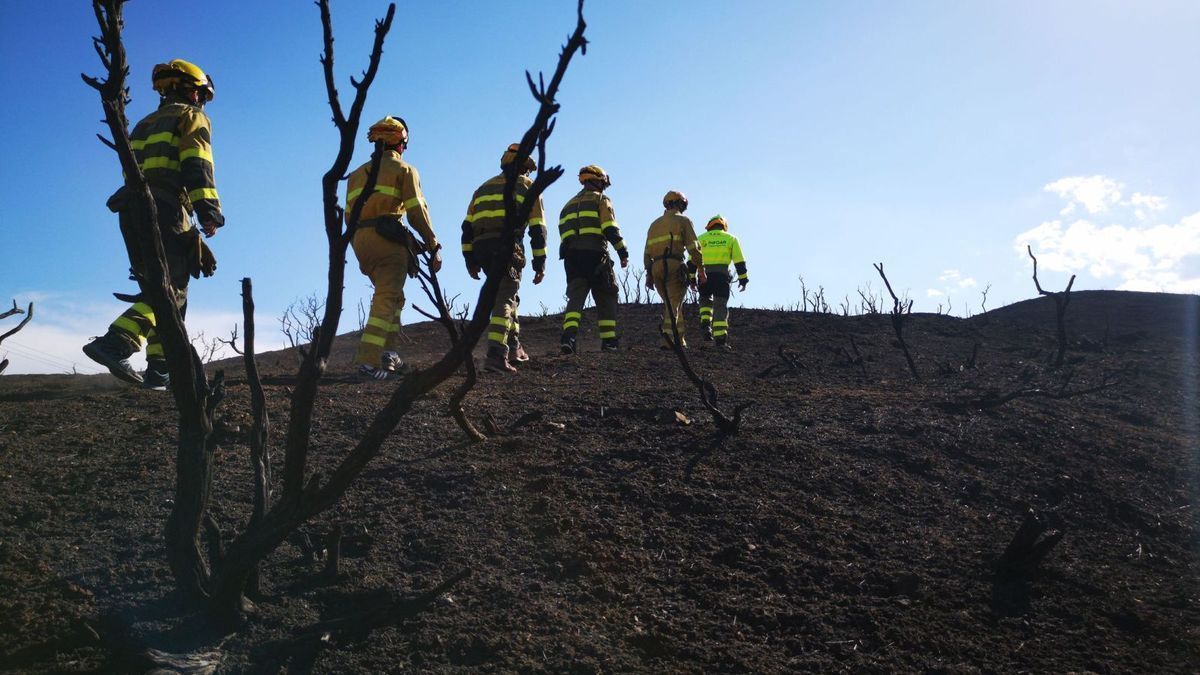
[1044, 175, 1123, 215]
[958, 277, 978, 288]
[1015, 210, 1200, 294]
[938, 269, 961, 282]
[926, 288, 945, 297]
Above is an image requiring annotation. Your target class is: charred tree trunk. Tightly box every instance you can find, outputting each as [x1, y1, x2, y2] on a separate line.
[874, 262, 920, 380]
[1027, 245, 1075, 368]
[84, 0, 225, 602]
[0, 300, 34, 374]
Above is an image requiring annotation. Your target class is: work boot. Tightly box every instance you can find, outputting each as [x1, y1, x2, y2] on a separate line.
[381, 351, 414, 375]
[601, 337, 621, 353]
[357, 364, 391, 381]
[142, 360, 170, 391]
[483, 343, 517, 373]
[560, 334, 576, 355]
[83, 332, 142, 385]
[508, 337, 530, 363]
[715, 336, 731, 352]
[701, 324, 713, 341]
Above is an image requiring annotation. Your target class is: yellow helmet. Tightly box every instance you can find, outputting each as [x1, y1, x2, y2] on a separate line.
[663, 190, 688, 211]
[578, 165, 610, 188]
[501, 143, 536, 171]
[706, 214, 728, 231]
[367, 116, 409, 146]
[152, 59, 214, 102]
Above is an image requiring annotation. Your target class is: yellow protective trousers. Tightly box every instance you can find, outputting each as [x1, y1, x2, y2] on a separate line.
[651, 257, 687, 342]
[108, 202, 192, 361]
[352, 227, 411, 366]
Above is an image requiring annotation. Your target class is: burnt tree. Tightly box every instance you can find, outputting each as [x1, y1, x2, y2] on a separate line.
[0, 300, 34, 375]
[1027, 245, 1076, 368]
[660, 235, 748, 434]
[874, 262, 920, 380]
[86, 0, 589, 622]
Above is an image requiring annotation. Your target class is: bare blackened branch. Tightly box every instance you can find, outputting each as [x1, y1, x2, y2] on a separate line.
[661, 236, 747, 433]
[970, 364, 1128, 409]
[874, 262, 920, 380]
[1027, 246, 1075, 368]
[0, 302, 34, 375]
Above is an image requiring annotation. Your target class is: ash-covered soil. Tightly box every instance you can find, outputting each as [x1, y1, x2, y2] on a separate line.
[1, 290, 1197, 673]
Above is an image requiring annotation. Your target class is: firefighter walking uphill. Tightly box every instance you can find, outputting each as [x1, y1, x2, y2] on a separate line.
[461, 144, 548, 373]
[83, 59, 224, 390]
[644, 190, 706, 348]
[697, 214, 750, 349]
[345, 116, 442, 381]
[558, 165, 629, 354]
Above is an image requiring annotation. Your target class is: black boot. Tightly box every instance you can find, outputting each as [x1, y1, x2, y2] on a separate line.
[83, 331, 142, 385]
[484, 343, 517, 373]
[560, 333, 576, 355]
[601, 337, 620, 353]
[142, 360, 170, 391]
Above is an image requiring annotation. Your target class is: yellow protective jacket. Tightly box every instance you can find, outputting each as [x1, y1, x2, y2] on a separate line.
[643, 210, 701, 271]
[558, 188, 628, 260]
[345, 150, 438, 249]
[460, 173, 548, 271]
[128, 95, 223, 228]
[698, 230, 749, 281]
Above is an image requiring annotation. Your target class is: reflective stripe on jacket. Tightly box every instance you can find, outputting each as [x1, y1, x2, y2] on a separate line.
[643, 210, 701, 270]
[345, 151, 438, 250]
[460, 173, 547, 260]
[558, 188, 626, 257]
[128, 97, 223, 227]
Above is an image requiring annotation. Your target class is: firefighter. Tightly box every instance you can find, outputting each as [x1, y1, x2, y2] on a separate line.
[83, 59, 224, 390]
[461, 144, 547, 373]
[697, 214, 749, 349]
[558, 165, 628, 354]
[345, 116, 442, 380]
[644, 190, 706, 348]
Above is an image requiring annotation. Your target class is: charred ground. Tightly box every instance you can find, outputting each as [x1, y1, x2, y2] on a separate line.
[1, 290, 1197, 672]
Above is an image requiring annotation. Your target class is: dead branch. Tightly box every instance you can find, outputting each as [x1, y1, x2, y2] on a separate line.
[85, 0, 224, 602]
[996, 509, 1064, 578]
[970, 364, 1127, 409]
[873, 262, 920, 380]
[0, 300, 24, 321]
[756, 343, 805, 378]
[204, 0, 587, 619]
[216, 324, 243, 357]
[412, 256, 485, 442]
[1027, 246, 1075, 368]
[0, 301, 34, 374]
[661, 236, 747, 433]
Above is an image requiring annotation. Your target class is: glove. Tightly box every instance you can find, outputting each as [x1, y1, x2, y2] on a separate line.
[738, 278, 749, 292]
[467, 262, 482, 280]
[199, 240, 217, 277]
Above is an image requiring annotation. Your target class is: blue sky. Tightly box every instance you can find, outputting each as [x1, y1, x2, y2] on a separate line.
[2, 0, 1198, 373]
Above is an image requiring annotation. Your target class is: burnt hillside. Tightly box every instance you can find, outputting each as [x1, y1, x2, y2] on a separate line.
[1, 291, 1197, 672]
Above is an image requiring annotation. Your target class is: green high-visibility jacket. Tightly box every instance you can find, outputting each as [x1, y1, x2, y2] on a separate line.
[698, 230, 748, 280]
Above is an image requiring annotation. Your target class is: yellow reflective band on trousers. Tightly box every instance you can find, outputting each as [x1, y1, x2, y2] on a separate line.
[462, 243, 474, 252]
[598, 319, 617, 338]
[599, 331, 616, 339]
[367, 316, 390, 330]
[146, 342, 165, 358]
[111, 301, 156, 345]
[112, 316, 145, 342]
[188, 187, 219, 202]
[361, 333, 386, 347]
[598, 320, 616, 327]
[562, 310, 582, 330]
